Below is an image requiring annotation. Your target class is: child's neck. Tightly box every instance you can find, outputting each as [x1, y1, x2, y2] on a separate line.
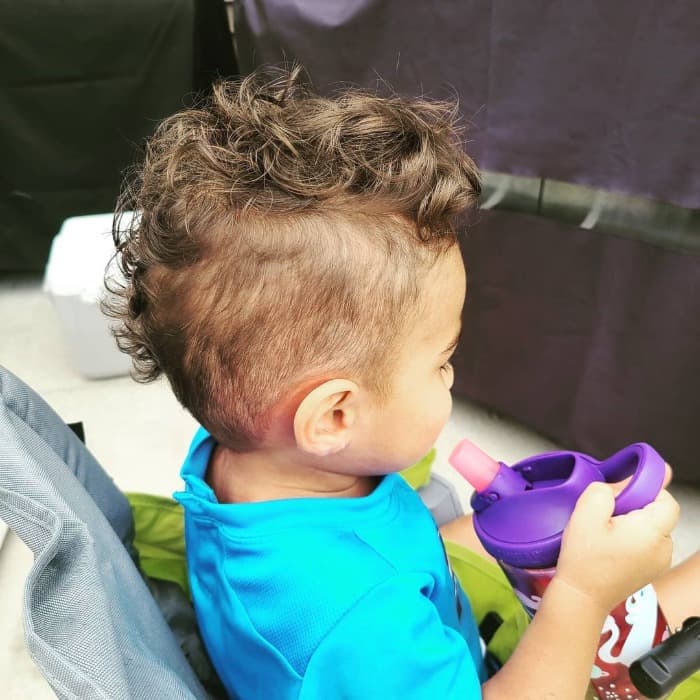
[207, 444, 379, 504]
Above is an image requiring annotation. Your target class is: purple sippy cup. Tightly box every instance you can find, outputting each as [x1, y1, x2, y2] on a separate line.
[449, 441, 671, 700]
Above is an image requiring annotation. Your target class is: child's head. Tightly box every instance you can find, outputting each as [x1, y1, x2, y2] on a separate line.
[109, 66, 479, 466]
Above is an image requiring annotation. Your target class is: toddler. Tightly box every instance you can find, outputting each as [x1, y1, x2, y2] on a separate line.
[109, 67, 698, 699]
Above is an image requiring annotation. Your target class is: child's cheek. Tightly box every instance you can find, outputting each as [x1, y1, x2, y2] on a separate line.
[428, 389, 452, 441]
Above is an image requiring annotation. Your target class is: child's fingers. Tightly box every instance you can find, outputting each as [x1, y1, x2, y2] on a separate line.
[609, 462, 672, 496]
[610, 475, 632, 497]
[571, 481, 616, 525]
[662, 462, 673, 489]
[638, 489, 680, 535]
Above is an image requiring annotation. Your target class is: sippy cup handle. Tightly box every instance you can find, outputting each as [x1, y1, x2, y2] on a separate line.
[597, 443, 666, 515]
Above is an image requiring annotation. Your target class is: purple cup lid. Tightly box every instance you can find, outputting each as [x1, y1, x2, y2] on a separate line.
[469, 443, 666, 568]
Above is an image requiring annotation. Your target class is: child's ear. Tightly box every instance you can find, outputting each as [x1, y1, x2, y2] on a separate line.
[293, 379, 359, 456]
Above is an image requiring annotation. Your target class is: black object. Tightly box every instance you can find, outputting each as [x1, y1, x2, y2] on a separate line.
[147, 578, 227, 699]
[192, 0, 239, 97]
[479, 611, 504, 645]
[67, 421, 85, 444]
[630, 617, 700, 698]
[479, 611, 505, 678]
[1, 0, 238, 273]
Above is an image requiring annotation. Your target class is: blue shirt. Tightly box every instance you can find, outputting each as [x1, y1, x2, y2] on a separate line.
[175, 428, 485, 699]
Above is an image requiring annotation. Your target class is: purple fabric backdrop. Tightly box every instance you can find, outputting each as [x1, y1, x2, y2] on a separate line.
[457, 210, 700, 484]
[237, 0, 700, 208]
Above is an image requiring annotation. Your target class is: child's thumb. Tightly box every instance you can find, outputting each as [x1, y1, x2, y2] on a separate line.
[572, 481, 616, 524]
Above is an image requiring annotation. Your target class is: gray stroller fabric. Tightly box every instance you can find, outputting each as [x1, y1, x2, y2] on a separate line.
[0, 365, 207, 700]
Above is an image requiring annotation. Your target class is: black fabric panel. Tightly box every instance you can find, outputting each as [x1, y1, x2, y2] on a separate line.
[0, 0, 195, 272]
[454, 210, 700, 485]
[192, 0, 239, 95]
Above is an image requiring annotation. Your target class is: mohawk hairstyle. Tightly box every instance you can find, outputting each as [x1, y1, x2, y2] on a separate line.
[105, 65, 480, 450]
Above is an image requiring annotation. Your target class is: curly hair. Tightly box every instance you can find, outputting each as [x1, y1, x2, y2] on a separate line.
[105, 65, 480, 450]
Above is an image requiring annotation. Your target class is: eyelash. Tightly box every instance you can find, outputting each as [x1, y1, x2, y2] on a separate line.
[440, 361, 453, 373]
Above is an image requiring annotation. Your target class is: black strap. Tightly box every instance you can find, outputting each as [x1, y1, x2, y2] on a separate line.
[67, 421, 85, 444]
[479, 610, 503, 645]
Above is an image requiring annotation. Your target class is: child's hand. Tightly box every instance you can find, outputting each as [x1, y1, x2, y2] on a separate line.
[555, 480, 680, 614]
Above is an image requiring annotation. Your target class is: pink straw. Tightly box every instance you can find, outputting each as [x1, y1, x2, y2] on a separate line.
[449, 439, 500, 492]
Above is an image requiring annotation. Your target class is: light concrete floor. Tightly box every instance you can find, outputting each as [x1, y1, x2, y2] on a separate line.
[1, 276, 698, 698]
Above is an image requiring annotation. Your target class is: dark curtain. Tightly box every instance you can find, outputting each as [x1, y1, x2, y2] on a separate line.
[0, 0, 238, 273]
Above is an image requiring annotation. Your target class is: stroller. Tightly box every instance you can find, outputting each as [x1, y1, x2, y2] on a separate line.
[1, 364, 698, 699]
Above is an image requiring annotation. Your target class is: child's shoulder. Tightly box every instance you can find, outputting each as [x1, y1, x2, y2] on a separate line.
[219, 475, 419, 606]
[212, 500, 412, 669]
